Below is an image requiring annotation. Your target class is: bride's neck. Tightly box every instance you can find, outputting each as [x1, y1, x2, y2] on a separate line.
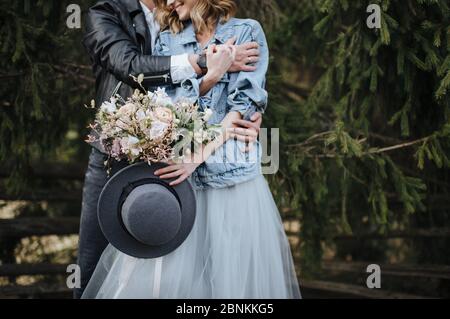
[195, 25, 215, 48]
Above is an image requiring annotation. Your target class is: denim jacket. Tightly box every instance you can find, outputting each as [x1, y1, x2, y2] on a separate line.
[154, 18, 269, 189]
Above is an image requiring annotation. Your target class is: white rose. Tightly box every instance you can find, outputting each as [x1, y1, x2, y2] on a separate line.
[204, 108, 213, 121]
[149, 121, 169, 140]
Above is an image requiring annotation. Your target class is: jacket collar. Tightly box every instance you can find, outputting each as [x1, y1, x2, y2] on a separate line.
[178, 19, 231, 46]
[119, 0, 152, 53]
[120, 0, 143, 15]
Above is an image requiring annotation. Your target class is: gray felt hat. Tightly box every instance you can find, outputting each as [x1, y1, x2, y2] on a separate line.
[97, 162, 196, 259]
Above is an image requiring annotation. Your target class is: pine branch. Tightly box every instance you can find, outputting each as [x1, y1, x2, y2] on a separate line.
[367, 137, 430, 154]
[286, 132, 433, 159]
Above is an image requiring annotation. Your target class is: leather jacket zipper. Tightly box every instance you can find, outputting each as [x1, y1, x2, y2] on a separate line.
[139, 37, 170, 83]
[139, 40, 169, 83]
[142, 74, 170, 83]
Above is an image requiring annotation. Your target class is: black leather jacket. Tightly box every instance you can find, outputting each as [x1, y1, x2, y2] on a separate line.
[83, 0, 173, 152]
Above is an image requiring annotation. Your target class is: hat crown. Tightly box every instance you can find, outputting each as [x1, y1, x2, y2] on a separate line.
[121, 184, 182, 246]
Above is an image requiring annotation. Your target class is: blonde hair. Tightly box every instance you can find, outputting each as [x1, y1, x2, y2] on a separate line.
[154, 0, 237, 34]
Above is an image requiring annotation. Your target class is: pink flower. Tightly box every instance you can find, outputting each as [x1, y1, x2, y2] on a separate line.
[152, 107, 173, 124]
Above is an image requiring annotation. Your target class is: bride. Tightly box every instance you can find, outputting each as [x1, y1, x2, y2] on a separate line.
[82, 0, 301, 299]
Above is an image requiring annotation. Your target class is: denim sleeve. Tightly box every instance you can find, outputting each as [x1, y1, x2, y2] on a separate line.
[176, 77, 215, 111]
[227, 20, 269, 119]
[153, 33, 169, 56]
[178, 77, 200, 101]
[154, 33, 203, 104]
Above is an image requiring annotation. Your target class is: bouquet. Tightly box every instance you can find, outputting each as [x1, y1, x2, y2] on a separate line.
[86, 75, 221, 165]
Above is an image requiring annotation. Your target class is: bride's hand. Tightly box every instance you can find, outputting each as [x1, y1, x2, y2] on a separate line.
[204, 44, 236, 82]
[154, 160, 201, 186]
[198, 44, 236, 96]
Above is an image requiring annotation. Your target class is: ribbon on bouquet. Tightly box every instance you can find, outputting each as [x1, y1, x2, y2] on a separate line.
[152, 256, 163, 298]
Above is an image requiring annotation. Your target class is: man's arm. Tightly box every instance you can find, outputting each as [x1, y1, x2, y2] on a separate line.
[83, 2, 176, 88]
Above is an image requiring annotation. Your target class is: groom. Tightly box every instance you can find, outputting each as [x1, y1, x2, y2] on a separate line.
[75, 0, 264, 298]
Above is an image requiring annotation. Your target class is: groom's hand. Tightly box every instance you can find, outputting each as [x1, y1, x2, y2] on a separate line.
[230, 112, 263, 152]
[222, 37, 260, 73]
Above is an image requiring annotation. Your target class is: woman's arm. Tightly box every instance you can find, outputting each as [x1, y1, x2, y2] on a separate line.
[227, 20, 269, 117]
[194, 111, 246, 163]
[154, 110, 257, 186]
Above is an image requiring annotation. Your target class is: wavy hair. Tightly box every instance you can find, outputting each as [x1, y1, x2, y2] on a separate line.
[154, 0, 237, 34]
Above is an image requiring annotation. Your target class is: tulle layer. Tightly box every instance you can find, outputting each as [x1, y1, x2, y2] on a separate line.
[82, 175, 301, 299]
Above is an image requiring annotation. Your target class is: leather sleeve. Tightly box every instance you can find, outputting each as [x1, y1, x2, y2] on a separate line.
[82, 1, 172, 87]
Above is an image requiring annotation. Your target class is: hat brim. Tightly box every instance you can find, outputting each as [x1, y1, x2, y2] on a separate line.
[98, 162, 196, 259]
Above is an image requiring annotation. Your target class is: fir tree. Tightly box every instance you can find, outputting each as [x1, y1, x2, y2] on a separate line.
[265, 0, 450, 273]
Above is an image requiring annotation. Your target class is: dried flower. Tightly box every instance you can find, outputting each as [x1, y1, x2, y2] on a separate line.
[87, 82, 220, 164]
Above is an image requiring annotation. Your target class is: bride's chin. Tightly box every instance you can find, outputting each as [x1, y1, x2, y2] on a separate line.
[178, 16, 190, 22]
[176, 9, 190, 21]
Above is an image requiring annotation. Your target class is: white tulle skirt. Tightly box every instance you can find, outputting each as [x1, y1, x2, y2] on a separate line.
[81, 174, 301, 299]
